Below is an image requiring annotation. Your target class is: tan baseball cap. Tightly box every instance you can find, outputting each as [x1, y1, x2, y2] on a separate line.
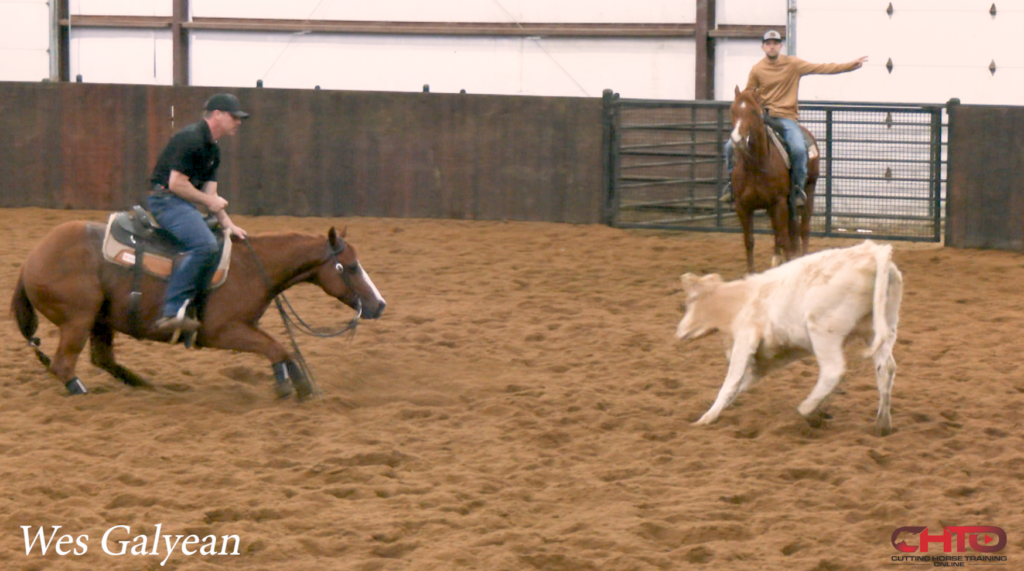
[763, 30, 783, 42]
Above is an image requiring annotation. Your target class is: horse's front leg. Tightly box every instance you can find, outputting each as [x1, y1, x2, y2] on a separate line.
[768, 201, 792, 265]
[737, 207, 756, 275]
[200, 324, 312, 400]
[800, 182, 816, 256]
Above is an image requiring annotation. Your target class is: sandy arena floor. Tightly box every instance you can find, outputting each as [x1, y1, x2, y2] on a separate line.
[0, 207, 1022, 571]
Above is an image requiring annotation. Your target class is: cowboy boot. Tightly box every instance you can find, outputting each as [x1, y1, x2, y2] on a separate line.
[791, 182, 807, 208]
[719, 181, 734, 203]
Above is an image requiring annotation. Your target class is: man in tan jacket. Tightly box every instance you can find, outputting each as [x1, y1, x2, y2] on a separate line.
[723, 30, 867, 207]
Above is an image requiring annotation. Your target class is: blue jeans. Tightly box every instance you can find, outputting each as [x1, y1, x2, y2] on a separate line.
[776, 117, 808, 191]
[146, 192, 220, 318]
[723, 118, 808, 191]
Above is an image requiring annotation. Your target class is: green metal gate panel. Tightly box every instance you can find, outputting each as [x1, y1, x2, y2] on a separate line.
[607, 98, 946, 242]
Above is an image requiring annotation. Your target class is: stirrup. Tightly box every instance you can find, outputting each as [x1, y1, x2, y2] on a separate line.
[791, 188, 807, 208]
[719, 182, 734, 203]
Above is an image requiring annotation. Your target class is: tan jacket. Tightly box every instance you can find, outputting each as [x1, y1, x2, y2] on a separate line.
[745, 55, 860, 121]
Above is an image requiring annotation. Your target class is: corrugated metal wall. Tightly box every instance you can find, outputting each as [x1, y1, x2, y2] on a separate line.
[946, 103, 1024, 251]
[0, 82, 604, 223]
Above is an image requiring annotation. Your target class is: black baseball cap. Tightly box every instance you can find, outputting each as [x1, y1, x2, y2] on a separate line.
[204, 93, 249, 118]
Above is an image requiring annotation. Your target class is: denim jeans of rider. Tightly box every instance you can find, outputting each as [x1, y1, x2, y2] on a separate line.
[146, 192, 220, 318]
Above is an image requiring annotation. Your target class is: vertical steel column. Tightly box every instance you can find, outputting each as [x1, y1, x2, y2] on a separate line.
[787, 0, 797, 56]
[943, 98, 958, 245]
[930, 108, 943, 242]
[715, 105, 724, 227]
[689, 106, 697, 213]
[609, 95, 622, 227]
[601, 89, 616, 225]
[57, 0, 69, 81]
[172, 0, 190, 85]
[824, 109, 833, 235]
[695, 0, 716, 100]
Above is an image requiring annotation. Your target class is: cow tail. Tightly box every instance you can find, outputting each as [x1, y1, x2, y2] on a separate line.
[865, 244, 894, 357]
[11, 273, 50, 368]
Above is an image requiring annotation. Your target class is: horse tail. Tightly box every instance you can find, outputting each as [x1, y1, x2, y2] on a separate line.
[12, 273, 38, 341]
[11, 273, 50, 368]
[864, 243, 902, 358]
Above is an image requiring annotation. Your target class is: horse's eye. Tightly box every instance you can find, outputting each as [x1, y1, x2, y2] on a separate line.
[344, 264, 359, 274]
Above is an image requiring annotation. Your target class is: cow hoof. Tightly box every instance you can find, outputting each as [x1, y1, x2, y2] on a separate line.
[693, 414, 717, 426]
[65, 378, 88, 395]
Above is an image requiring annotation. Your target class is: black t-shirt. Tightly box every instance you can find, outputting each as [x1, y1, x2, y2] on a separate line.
[149, 119, 220, 189]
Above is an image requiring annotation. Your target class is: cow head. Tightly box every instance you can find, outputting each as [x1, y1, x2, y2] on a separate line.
[676, 273, 725, 341]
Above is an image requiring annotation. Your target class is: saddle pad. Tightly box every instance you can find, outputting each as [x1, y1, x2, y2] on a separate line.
[101, 213, 233, 288]
[765, 128, 820, 170]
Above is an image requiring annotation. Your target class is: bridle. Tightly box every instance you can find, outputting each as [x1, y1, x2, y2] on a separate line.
[245, 238, 363, 339]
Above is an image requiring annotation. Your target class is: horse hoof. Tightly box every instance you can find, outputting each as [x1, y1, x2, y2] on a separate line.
[274, 381, 294, 399]
[65, 378, 88, 395]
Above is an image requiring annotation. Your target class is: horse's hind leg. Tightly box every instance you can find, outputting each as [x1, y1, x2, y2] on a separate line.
[90, 322, 153, 389]
[50, 316, 95, 395]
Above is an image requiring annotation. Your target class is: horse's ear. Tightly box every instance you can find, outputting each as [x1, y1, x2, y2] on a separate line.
[328, 227, 339, 248]
[340, 226, 348, 239]
[734, 85, 740, 97]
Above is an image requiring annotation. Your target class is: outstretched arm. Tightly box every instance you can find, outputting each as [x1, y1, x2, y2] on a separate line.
[796, 56, 868, 75]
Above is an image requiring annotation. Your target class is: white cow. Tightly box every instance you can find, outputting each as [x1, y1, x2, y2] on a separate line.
[675, 240, 903, 435]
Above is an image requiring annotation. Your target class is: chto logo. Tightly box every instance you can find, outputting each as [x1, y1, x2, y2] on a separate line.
[891, 526, 1006, 553]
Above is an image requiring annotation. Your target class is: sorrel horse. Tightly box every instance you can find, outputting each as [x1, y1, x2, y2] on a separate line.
[728, 86, 820, 274]
[11, 221, 386, 397]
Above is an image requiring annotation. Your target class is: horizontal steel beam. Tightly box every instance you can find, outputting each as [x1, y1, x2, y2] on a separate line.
[190, 19, 698, 37]
[62, 16, 172, 28]
[61, 16, 699, 37]
[708, 24, 786, 39]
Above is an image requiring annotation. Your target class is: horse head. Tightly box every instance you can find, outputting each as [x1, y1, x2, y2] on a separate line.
[730, 86, 766, 159]
[313, 227, 387, 320]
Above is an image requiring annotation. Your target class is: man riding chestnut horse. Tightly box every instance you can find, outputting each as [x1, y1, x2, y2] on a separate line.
[722, 30, 867, 210]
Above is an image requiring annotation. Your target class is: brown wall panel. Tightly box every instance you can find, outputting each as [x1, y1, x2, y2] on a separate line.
[947, 104, 1024, 251]
[0, 82, 603, 224]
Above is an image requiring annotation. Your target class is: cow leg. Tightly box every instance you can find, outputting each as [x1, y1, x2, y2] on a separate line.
[798, 330, 847, 418]
[872, 349, 896, 436]
[695, 336, 757, 425]
[90, 322, 152, 388]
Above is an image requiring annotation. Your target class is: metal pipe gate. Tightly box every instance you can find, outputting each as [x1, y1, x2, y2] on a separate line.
[604, 93, 946, 242]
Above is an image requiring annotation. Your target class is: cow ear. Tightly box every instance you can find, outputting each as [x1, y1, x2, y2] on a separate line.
[702, 274, 723, 287]
[680, 273, 703, 295]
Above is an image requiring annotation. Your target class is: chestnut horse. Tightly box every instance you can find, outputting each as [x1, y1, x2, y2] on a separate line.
[11, 221, 386, 398]
[728, 86, 819, 274]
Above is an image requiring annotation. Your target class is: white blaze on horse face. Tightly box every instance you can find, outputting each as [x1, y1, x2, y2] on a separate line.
[730, 120, 743, 145]
[356, 264, 385, 306]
